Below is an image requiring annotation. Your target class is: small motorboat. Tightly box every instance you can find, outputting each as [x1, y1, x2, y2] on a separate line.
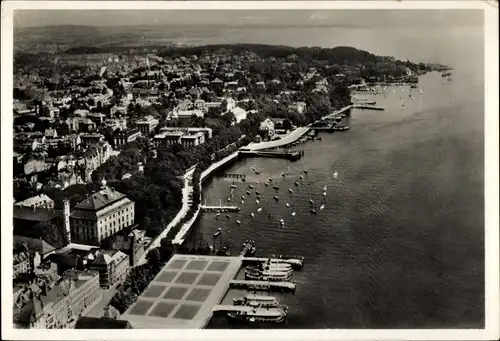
[241, 195, 246, 200]
[255, 190, 260, 195]
[320, 204, 325, 210]
[265, 182, 269, 187]
[227, 198, 231, 202]
[226, 214, 230, 219]
[304, 170, 308, 174]
[251, 212, 255, 218]
[216, 213, 220, 219]
[256, 199, 260, 204]
[323, 192, 327, 196]
[291, 212, 296, 217]
[309, 199, 314, 205]
[231, 184, 237, 189]
[257, 208, 262, 213]
[274, 196, 279, 201]
[282, 173, 286, 177]
[280, 219, 285, 227]
[246, 190, 251, 195]
[268, 178, 273, 182]
[237, 220, 241, 225]
[288, 188, 293, 193]
[273, 185, 280, 190]
[311, 209, 317, 214]
[241, 200, 245, 204]
[285, 203, 290, 208]
[294, 182, 300, 186]
[249, 185, 254, 189]
[299, 175, 304, 180]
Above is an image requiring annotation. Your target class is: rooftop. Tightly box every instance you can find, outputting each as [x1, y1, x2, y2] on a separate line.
[13, 206, 60, 222]
[122, 254, 242, 329]
[93, 249, 128, 266]
[14, 194, 53, 207]
[71, 187, 128, 213]
[13, 235, 56, 255]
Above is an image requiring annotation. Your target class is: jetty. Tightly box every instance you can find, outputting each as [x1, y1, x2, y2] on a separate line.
[229, 280, 296, 293]
[351, 105, 385, 111]
[243, 257, 304, 269]
[201, 205, 241, 212]
[239, 149, 304, 161]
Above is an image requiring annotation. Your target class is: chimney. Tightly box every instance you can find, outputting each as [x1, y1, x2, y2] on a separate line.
[63, 200, 71, 244]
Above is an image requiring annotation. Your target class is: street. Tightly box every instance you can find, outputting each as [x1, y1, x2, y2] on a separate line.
[84, 288, 118, 318]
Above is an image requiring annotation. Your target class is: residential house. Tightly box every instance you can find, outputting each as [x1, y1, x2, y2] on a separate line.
[69, 185, 135, 246]
[180, 131, 205, 147]
[259, 118, 275, 140]
[230, 107, 247, 124]
[79, 118, 97, 133]
[174, 109, 204, 121]
[153, 131, 184, 146]
[87, 113, 106, 124]
[89, 250, 129, 289]
[80, 133, 104, 146]
[104, 118, 127, 131]
[113, 129, 141, 147]
[135, 116, 159, 136]
[110, 105, 127, 117]
[288, 101, 307, 114]
[13, 235, 57, 261]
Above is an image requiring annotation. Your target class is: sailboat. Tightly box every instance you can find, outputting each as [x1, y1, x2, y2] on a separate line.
[291, 212, 296, 217]
[280, 219, 285, 227]
[323, 185, 327, 192]
[289, 188, 293, 193]
[257, 208, 262, 213]
[251, 212, 255, 218]
[320, 204, 325, 210]
[333, 171, 338, 179]
[256, 199, 260, 204]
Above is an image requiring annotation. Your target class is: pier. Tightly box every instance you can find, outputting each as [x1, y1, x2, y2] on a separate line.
[229, 280, 296, 293]
[223, 173, 247, 180]
[351, 105, 385, 111]
[243, 257, 304, 269]
[201, 205, 241, 212]
[239, 150, 304, 161]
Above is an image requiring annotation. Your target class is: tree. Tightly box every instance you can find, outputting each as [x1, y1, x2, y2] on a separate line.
[146, 248, 161, 266]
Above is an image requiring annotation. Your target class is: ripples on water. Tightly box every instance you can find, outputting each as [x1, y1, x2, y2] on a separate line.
[189, 72, 484, 328]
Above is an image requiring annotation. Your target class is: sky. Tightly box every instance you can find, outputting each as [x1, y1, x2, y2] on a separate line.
[14, 9, 483, 29]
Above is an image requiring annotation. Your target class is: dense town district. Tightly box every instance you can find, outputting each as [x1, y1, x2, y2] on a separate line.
[12, 44, 448, 329]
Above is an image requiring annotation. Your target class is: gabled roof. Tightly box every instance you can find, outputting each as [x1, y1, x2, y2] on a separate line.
[13, 235, 57, 255]
[72, 187, 127, 212]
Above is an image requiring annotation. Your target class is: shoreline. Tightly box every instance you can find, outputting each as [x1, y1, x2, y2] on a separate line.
[167, 104, 353, 246]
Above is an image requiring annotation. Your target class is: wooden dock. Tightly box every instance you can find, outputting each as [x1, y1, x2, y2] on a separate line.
[352, 105, 385, 111]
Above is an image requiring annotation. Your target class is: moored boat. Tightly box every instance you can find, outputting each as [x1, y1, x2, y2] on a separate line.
[227, 306, 288, 324]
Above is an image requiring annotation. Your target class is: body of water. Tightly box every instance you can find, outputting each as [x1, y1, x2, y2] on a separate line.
[188, 69, 484, 328]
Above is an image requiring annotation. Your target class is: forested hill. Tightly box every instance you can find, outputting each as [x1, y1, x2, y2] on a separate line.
[158, 44, 393, 64]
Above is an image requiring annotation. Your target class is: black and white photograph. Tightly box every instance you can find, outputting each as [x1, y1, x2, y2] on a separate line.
[1, 1, 498, 340]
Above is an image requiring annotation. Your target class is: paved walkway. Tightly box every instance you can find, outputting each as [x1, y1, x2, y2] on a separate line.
[246, 127, 310, 151]
[136, 168, 195, 265]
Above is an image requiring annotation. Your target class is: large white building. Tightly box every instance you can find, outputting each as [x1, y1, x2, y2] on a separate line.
[15, 194, 55, 210]
[70, 185, 135, 246]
